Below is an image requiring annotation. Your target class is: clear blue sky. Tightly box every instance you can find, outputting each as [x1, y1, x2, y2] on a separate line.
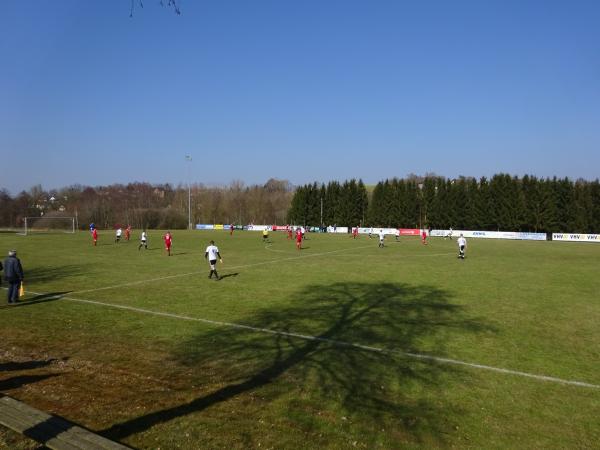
[1, 0, 599, 194]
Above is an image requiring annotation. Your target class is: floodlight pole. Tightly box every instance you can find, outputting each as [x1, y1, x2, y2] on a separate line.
[185, 155, 192, 230]
[418, 183, 423, 231]
[320, 197, 323, 228]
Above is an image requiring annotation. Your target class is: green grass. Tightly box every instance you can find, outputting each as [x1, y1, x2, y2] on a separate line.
[1, 229, 599, 449]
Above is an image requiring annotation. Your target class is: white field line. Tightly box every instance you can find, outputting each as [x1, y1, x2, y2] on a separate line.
[264, 243, 287, 253]
[8, 287, 600, 390]
[73, 245, 374, 294]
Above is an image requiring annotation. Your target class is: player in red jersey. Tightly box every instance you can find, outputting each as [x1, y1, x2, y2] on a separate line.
[163, 231, 172, 256]
[287, 225, 293, 240]
[421, 229, 428, 245]
[295, 227, 302, 250]
[92, 228, 98, 246]
[230, 224, 234, 236]
[352, 226, 358, 239]
[125, 225, 131, 241]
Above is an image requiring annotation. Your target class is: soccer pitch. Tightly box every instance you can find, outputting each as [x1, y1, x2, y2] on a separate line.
[1, 230, 599, 449]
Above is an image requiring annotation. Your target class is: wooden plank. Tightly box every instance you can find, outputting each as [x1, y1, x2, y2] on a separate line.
[0, 407, 85, 450]
[0, 395, 131, 450]
[0, 395, 59, 426]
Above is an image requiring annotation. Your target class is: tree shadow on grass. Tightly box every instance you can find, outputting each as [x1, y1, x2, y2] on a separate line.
[0, 374, 59, 392]
[0, 359, 58, 372]
[25, 265, 84, 284]
[0, 357, 66, 395]
[103, 282, 492, 445]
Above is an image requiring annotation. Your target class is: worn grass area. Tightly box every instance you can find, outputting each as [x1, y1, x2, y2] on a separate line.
[0, 230, 599, 449]
[0, 426, 40, 450]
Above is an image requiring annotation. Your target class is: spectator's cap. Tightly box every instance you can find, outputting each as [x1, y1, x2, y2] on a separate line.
[8, 250, 16, 256]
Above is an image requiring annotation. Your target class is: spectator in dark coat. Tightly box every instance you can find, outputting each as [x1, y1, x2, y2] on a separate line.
[3, 250, 24, 304]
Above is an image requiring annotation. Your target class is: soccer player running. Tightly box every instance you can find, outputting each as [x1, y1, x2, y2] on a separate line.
[295, 227, 303, 250]
[378, 229, 385, 248]
[352, 226, 358, 239]
[230, 224, 234, 236]
[262, 228, 269, 243]
[92, 228, 98, 246]
[163, 231, 172, 256]
[115, 227, 122, 243]
[457, 233, 467, 259]
[205, 240, 223, 280]
[421, 229, 428, 245]
[138, 230, 148, 250]
[125, 225, 131, 241]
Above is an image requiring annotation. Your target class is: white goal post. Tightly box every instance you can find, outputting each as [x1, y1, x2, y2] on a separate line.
[22, 217, 76, 235]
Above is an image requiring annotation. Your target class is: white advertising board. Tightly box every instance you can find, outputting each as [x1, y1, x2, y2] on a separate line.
[552, 233, 600, 243]
[326, 226, 349, 233]
[431, 229, 546, 241]
[245, 225, 272, 231]
[357, 227, 402, 236]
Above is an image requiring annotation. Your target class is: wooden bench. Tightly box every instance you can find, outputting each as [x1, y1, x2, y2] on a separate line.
[0, 395, 131, 450]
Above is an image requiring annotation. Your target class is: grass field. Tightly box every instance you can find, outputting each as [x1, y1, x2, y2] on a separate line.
[1, 229, 599, 449]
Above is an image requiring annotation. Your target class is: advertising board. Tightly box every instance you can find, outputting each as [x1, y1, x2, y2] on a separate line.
[552, 233, 600, 243]
[431, 229, 546, 241]
[326, 226, 349, 233]
[399, 228, 421, 236]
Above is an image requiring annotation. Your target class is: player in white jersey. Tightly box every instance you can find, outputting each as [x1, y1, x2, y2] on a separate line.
[138, 230, 148, 250]
[457, 234, 467, 259]
[115, 228, 122, 243]
[378, 229, 385, 248]
[205, 240, 223, 280]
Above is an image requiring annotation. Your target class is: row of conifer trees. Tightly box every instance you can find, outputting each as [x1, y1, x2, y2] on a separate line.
[287, 175, 600, 233]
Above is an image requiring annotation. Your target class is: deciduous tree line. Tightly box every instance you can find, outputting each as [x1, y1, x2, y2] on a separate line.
[288, 175, 600, 233]
[0, 179, 293, 230]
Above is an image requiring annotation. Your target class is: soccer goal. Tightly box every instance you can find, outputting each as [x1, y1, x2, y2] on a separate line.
[21, 217, 76, 235]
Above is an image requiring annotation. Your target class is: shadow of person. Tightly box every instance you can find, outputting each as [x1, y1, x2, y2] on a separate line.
[102, 281, 492, 445]
[7, 292, 71, 308]
[218, 273, 239, 280]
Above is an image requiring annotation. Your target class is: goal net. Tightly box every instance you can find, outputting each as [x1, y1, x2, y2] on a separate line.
[21, 217, 76, 235]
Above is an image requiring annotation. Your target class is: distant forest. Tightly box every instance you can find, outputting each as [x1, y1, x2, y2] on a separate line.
[1, 174, 599, 233]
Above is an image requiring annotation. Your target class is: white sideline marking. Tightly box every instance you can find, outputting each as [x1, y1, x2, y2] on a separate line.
[9, 287, 600, 390]
[73, 245, 373, 294]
